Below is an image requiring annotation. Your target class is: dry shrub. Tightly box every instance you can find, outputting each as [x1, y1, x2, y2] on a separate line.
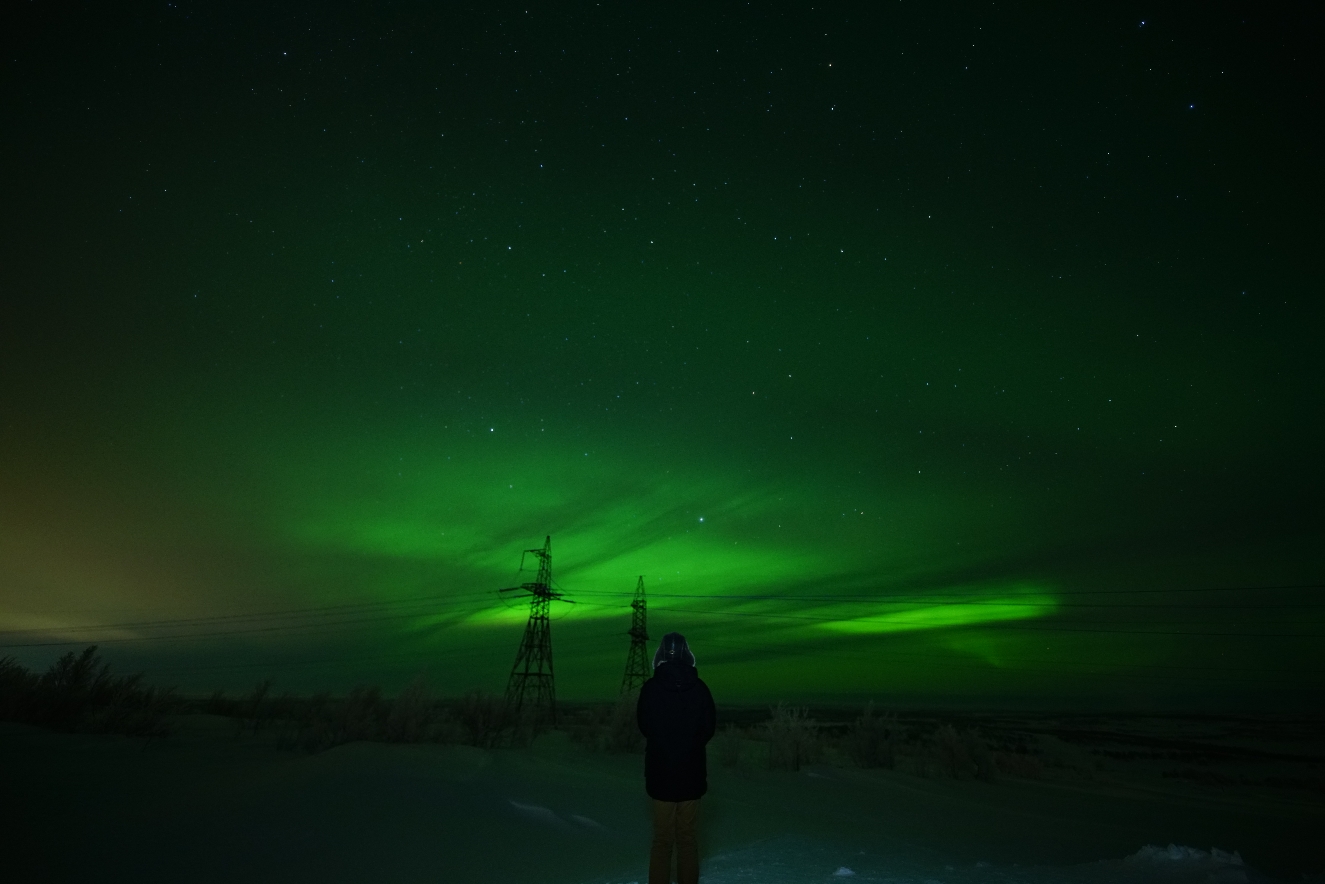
[0, 657, 38, 721]
[994, 750, 1043, 779]
[457, 690, 504, 748]
[281, 677, 462, 752]
[95, 679, 177, 739]
[763, 703, 820, 771]
[205, 688, 238, 717]
[39, 647, 118, 729]
[501, 701, 549, 748]
[933, 725, 996, 781]
[237, 679, 274, 737]
[605, 693, 643, 753]
[0, 648, 178, 739]
[340, 685, 387, 741]
[288, 692, 337, 753]
[385, 675, 433, 743]
[845, 702, 896, 769]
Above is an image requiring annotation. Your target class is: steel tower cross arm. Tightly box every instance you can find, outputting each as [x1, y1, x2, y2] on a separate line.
[499, 536, 564, 597]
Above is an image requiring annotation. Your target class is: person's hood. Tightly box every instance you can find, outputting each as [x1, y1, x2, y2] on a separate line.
[653, 632, 696, 668]
[654, 660, 700, 692]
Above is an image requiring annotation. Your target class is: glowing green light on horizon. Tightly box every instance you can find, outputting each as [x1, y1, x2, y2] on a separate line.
[818, 589, 1058, 634]
[267, 437, 1064, 669]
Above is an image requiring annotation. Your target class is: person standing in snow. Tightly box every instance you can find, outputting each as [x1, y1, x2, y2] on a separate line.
[636, 632, 717, 884]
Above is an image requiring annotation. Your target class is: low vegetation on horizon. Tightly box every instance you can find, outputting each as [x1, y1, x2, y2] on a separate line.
[0, 646, 1046, 781]
[0, 647, 176, 740]
[18, 648, 1312, 794]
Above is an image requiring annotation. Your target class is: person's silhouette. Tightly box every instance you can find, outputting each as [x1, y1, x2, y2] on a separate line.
[636, 632, 716, 884]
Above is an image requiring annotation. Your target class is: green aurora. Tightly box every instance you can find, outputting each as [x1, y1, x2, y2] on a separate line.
[0, 3, 1320, 706]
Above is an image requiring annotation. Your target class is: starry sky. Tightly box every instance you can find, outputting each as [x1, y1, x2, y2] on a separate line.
[1, 2, 1321, 707]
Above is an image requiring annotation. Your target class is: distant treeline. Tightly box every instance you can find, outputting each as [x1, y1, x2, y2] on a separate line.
[205, 677, 552, 753]
[0, 647, 177, 739]
[205, 680, 1026, 780]
[0, 649, 1047, 781]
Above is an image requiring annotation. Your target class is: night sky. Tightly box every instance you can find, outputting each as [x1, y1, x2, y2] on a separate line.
[1, 3, 1320, 707]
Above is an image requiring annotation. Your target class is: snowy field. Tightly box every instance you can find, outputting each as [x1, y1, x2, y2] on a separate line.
[1, 717, 1318, 884]
[677, 840, 1261, 884]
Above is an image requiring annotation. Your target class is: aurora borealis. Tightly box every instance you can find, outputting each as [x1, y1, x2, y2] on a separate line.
[1, 3, 1320, 706]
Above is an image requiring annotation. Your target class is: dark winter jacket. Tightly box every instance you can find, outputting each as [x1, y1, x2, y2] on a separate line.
[636, 661, 717, 802]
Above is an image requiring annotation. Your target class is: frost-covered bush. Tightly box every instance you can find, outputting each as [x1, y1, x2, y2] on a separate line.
[763, 703, 820, 771]
[385, 675, 436, 743]
[605, 693, 643, 753]
[0, 648, 177, 739]
[933, 725, 996, 780]
[993, 750, 1042, 779]
[933, 725, 969, 777]
[340, 685, 387, 741]
[845, 702, 896, 769]
[205, 688, 238, 717]
[237, 679, 274, 737]
[95, 678, 176, 739]
[279, 678, 462, 752]
[0, 656, 37, 721]
[287, 691, 337, 752]
[963, 729, 996, 781]
[456, 690, 505, 748]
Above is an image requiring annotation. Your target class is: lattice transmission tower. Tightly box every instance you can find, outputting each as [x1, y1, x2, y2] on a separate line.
[620, 575, 650, 694]
[500, 536, 570, 725]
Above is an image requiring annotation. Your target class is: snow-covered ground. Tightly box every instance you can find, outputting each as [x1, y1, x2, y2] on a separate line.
[673, 840, 1262, 884]
[1, 719, 1317, 883]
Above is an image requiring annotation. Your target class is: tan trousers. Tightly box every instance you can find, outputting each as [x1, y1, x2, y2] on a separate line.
[649, 798, 700, 884]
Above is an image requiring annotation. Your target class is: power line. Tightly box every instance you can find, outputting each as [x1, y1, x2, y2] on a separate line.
[691, 636, 1324, 678]
[0, 601, 499, 649]
[5, 582, 1320, 657]
[574, 582, 1325, 605]
[4, 582, 1317, 644]
[639, 604, 1325, 638]
[576, 593, 1325, 610]
[140, 643, 516, 678]
[9, 628, 629, 680]
[136, 634, 1322, 687]
[694, 638, 1314, 689]
[0, 590, 501, 637]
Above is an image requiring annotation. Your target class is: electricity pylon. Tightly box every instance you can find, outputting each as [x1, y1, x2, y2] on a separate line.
[500, 536, 569, 726]
[620, 575, 650, 695]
